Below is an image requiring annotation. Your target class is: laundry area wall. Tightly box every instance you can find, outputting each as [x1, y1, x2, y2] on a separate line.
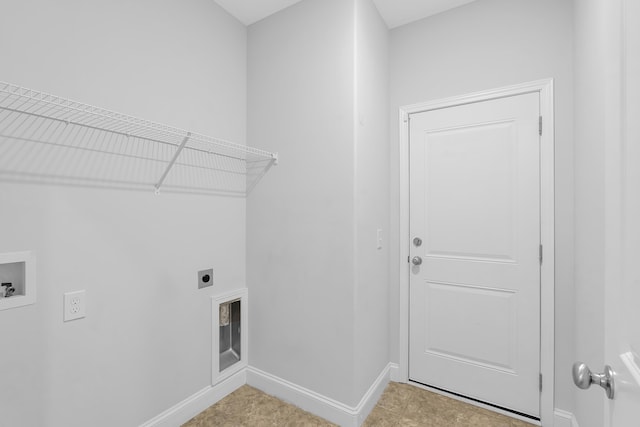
[247, 0, 390, 408]
[0, 0, 248, 425]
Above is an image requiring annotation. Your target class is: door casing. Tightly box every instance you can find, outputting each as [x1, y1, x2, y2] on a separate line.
[396, 79, 555, 425]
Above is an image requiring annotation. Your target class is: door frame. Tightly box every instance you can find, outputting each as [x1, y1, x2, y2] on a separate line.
[397, 79, 555, 424]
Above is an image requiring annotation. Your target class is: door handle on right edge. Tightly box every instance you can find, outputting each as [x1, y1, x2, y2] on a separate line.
[411, 256, 423, 266]
[572, 362, 615, 399]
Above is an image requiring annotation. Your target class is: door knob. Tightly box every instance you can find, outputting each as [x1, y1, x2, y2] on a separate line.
[572, 362, 615, 399]
[412, 256, 423, 266]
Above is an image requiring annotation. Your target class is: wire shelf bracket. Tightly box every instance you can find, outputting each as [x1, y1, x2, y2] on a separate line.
[155, 132, 191, 195]
[0, 81, 278, 196]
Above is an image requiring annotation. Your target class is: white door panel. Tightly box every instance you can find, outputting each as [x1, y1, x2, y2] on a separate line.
[422, 282, 517, 371]
[603, 0, 640, 425]
[423, 121, 518, 262]
[409, 93, 541, 417]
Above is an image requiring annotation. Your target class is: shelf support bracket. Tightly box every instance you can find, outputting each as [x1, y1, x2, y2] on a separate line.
[155, 132, 191, 194]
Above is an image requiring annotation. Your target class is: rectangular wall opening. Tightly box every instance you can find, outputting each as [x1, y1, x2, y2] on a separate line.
[219, 298, 241, 372]
[212, 288, 247, 385]
[0, 251, 35, 311]
[0, 261, 25, 298]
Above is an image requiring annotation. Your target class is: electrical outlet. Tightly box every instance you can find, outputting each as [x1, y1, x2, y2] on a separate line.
[64, 290, 86, 322]
[198, 269, 213, 289]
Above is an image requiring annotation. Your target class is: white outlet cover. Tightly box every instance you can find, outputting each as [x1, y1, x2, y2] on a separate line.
[64, 290, 86, 322]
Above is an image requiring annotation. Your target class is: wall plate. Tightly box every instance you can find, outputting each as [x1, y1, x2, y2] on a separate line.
[198, 269, 214, 289]
[64, 290, 86, 322]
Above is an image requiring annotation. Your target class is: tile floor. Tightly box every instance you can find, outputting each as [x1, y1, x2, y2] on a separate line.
[364, 382, 535, 427]
[183, 382, 536, 427]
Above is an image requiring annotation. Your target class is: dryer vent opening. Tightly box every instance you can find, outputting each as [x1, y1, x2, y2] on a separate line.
[212, 288, 247, 385]
[219, 299, 241, 372]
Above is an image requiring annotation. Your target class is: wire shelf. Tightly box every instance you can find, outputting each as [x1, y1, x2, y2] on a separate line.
[0, 81, 277, 196]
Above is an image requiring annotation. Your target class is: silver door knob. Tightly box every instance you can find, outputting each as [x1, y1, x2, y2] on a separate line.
[572, 362, 615, 399]
[412, 256, 423, 266]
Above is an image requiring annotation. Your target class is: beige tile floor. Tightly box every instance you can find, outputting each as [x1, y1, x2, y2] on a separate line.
[183, 382, 536, 427]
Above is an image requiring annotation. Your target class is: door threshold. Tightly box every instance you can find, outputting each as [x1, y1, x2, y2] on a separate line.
[408, 380, 541, 426]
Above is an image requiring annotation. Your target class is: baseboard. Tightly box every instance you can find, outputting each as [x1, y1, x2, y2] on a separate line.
[140, 366, 577, 427]
[139, 370, 246, 427]
[139, 368, 576, 427]
[140, 363, 391, 427]
[354, 364, 392, 425]
[554, 409, 579, 427]
[389, 363, 402, 382]
[246, 364, 391, 427]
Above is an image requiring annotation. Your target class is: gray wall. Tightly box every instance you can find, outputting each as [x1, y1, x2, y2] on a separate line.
[247, 0, 390, 407]
[0, 0, 247, 425]
[247, 0, 358, 406]
[388, 0, 575, 413]
[354, 0, 391, 401]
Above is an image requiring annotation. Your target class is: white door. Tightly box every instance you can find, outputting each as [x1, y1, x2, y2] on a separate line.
[409, 93, 541, 417]
[603, 0, 640, 424]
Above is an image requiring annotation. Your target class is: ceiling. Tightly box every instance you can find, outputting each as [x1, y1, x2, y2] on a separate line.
[214, 0, 478, 28]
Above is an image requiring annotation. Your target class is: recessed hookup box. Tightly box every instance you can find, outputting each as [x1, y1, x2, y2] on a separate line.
[212, 288, 248, 385]
[0, 251, 35, 311]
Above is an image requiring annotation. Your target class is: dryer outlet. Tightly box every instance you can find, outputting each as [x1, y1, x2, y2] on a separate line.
[198, 269, 214, 289]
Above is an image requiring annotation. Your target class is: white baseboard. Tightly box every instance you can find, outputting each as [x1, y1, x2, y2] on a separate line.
[554, 409, 579, 427]
[141, 364, 573, 427]
[355, 364, 392, 425]
[139, 370, 246, 427]
[389, 363, 402, 382]
[140, 364, 391, 427]
[140, 367, 576, 427]
[246, 364, 391, 427]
